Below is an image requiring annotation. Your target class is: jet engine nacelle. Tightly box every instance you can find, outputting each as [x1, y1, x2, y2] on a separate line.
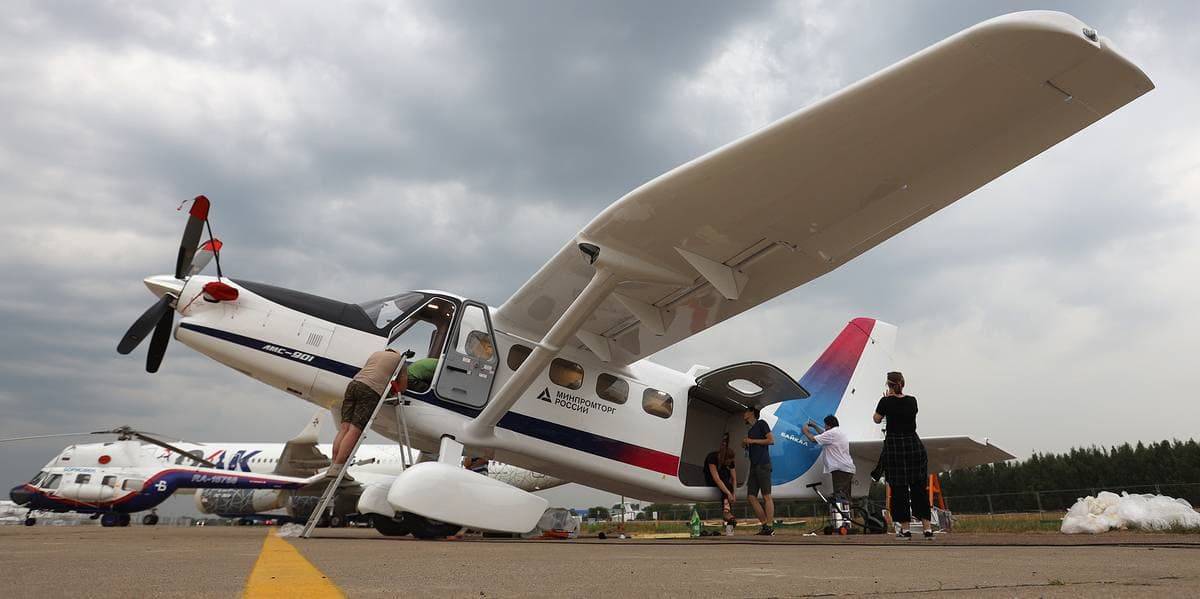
[194, 488, 286, 515]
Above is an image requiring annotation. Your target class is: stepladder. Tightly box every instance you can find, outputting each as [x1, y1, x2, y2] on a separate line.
[300, 349, 416, 538]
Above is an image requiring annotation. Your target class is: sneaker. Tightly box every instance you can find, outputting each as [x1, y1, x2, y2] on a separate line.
[756, 526, 775, 536]
[923, 530, 934, 540]
[896, 530, 912, 539]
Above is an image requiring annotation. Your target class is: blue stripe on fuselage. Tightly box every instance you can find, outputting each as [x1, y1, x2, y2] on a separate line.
[176, 322, 682, 475]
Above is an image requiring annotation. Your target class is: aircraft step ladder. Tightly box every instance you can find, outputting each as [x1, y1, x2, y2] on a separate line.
[300, 350, 416, 539]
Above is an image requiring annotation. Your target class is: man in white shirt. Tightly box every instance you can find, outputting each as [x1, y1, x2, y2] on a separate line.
[803, 415, 856, 502]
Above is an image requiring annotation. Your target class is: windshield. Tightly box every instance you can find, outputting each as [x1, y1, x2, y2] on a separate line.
[357, 292, 426, 330]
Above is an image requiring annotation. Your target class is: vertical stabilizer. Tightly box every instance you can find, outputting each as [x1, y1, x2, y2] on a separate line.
[766, 318, 897, 484]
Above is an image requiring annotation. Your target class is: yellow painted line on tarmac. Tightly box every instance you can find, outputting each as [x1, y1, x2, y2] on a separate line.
[243, 531, 344, 598]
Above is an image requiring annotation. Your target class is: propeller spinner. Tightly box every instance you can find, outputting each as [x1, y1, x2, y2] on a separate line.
[117, 196, 218, 373]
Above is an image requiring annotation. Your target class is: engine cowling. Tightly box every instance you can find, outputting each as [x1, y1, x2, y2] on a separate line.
[194, 489, 286, 515]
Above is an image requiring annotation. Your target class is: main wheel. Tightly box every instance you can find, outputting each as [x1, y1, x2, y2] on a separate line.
[142, 514, 159, 526]
[118, 513, 131, 527]
[24, 517, 36, 526]
[329, 514, 345, 528]
[100, 513, 119, 527]
[370, 514, 411, 537]
[403, 512, 462, 540]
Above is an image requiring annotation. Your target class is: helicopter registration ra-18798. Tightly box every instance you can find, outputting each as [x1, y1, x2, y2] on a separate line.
[117, 13, 1152, 535]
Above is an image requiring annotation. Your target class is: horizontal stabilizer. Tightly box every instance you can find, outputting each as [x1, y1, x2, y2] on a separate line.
[850, 436, 1015, 474]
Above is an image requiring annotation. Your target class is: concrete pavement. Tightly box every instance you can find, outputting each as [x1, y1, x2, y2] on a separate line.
[1, 526, 1197, 597]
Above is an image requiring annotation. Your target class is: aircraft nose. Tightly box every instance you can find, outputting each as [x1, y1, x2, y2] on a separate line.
[9, 485, 33, 506]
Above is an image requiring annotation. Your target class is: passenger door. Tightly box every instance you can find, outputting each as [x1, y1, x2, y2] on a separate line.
[435, 302, 499, 408]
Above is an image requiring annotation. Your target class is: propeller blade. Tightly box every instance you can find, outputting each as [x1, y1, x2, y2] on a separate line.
[132, 432, 217, 468]
[145, 308, 174, 373]
[0, 432, 95, 443]
[174, 195, 210, 279]
[189, 239, 222, 276]
[117, 294, 173, 355]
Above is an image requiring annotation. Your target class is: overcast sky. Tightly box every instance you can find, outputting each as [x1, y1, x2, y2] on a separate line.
[2, 1, 1197, 513]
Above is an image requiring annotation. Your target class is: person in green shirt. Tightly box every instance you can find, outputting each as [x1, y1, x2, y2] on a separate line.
[405, 357, 439, 392]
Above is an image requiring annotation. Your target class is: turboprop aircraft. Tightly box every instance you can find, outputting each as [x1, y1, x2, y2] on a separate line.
[116, 12, 1151, 536]
[5, 415, 563, 532]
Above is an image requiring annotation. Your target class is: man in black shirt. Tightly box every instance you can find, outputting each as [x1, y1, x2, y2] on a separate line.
[742, 407, 775, 535]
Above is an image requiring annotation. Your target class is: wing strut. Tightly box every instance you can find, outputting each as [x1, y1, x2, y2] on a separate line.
[466, 264, 618, 436]
[466, 241, 694, 438]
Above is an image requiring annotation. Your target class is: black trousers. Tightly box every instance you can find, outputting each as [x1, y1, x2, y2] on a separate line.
[889, 475, 931, 523]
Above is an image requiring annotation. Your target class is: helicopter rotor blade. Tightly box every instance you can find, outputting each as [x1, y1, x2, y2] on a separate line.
[131, 432, 217, 468]
[0, 432, 96, 443]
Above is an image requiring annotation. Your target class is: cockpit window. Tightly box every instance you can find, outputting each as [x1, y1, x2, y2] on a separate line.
[43, 474, 62, 490]
[358, 292, 426, 330]
[29, 471, 47, 486]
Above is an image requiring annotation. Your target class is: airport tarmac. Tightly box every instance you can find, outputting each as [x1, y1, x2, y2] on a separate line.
[1, 526, 1197, 598]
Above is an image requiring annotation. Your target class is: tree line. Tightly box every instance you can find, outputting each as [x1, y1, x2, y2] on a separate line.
[939, 438, 1200, 496]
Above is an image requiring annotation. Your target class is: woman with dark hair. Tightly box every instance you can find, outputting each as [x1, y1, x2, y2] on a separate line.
[873, 371, 933, 539]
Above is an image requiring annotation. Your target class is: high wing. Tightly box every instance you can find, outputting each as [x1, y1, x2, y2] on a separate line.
[850, 436, 1016, 474]
[272, 413, 331, 477]
[493, 11, 1152, 366]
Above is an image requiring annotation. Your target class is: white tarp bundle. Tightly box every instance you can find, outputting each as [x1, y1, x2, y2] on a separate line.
[1061, 491, 1200, 534]
[276, 523, 306, 537]
[522, 507, 582, 538]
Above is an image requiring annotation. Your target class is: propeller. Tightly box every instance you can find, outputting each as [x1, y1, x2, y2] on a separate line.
[118, 195, 220, 372]
[0, 426, 216, 468]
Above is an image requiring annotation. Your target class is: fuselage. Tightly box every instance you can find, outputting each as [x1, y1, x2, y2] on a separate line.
[170, 276, 887, 502]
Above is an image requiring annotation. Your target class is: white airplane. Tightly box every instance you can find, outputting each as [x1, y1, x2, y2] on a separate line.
[116, 12, 1151, 536]
[5, 416, 563, 533]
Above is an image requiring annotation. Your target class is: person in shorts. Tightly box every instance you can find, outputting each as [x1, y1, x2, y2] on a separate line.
[330, 349, 408, 476]
[742, 407, 775, 535]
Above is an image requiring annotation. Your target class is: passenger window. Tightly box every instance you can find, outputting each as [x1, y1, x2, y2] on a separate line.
[102, 476, 117, 487]
[75, 474, 91, 484]
[43, 474, 62, 490]
[549, 358, 584, 390]
[122, 479, 145, 491]
[507, 345, 532, 371]
[596, 374, 628, 404]
[453, 305, 496, 363]
[643, 389, 673, 418]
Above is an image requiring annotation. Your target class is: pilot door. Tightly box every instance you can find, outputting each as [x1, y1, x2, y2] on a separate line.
[435, 301, 499, 409]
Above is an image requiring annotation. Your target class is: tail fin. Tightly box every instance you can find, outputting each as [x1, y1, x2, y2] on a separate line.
[767, 318, 897, 483]
[290, 411, 322, 445]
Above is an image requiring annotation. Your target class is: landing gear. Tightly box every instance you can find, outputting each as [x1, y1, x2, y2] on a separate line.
[100, 513, 131, 527]
[370, 514, 411, 537]
[328, 514, 345, 529]
[142, 514, 159, 526]
[24, 517, 36, 526]
[403, 512, 462, 540]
